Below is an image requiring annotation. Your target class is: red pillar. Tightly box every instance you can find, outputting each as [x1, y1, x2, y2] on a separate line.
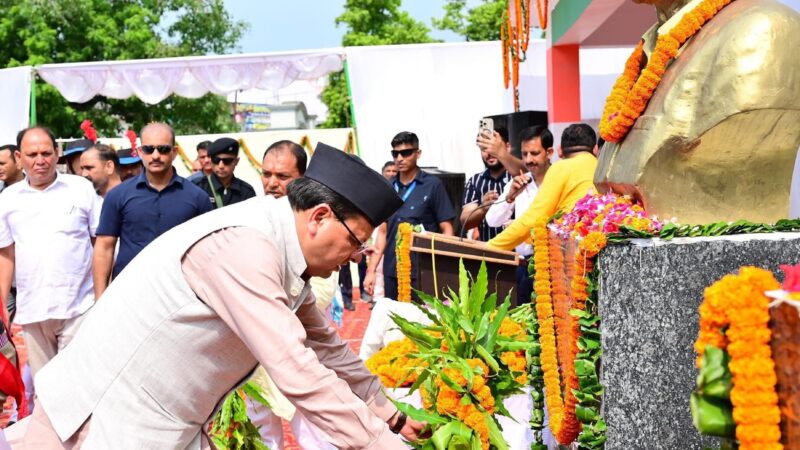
[546, 44, 581, 123]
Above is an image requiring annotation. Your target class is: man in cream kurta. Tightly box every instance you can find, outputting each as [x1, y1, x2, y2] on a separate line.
[8, 143, 421, 449]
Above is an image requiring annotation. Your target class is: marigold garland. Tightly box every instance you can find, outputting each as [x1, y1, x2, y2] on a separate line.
[500, 0, 533, 111]
[430, 359, 495, 450]
[599, 0, 735, 143]
[396, 223, 414, 302]
[498, 317, 529, 384]
[535, 0, 547, 30]
[695, 267, 782, 450]
[365, 338, 423, 388]
[532, 219, 581, 444]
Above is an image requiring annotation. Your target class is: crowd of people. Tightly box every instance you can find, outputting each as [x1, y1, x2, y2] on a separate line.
[0, 119, 601, 449]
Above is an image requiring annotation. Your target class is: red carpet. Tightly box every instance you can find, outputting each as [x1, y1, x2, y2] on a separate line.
[283, 296, 371, 449]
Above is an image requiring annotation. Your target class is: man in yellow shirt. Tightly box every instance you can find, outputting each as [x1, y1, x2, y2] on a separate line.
[483, 123, 599, 251]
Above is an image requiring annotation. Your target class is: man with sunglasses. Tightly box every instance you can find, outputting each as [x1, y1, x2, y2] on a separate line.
[363, 131, 455, 302]
[92, 122, 211, 298]
[12, 143, 426, 449]
[192, 137, 256, 208]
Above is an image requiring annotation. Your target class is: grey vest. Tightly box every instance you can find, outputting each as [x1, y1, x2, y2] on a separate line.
[35, 196, 310, 449]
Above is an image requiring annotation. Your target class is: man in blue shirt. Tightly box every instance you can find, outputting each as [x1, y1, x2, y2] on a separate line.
[363, 131, 455, 301]
[92, 122, 211, 298]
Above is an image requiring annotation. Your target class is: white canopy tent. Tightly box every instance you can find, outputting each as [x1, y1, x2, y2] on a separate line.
[35, 49, 344, 105]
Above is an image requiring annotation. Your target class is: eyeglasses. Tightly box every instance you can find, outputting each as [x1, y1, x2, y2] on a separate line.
[332, 211, 369, 255]
[211, 156, 236, 166]
[140, 145, 173, 155]
[391, 148, 418, 159]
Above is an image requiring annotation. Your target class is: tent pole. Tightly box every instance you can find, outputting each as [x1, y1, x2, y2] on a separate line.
[343, 59, 360, 157]
[29, 69, 37, 125]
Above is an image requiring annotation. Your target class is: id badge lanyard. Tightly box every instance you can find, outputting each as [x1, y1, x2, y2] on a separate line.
[394, 180, 417, 202]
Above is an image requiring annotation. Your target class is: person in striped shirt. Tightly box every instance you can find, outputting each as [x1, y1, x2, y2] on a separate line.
[460, 127, 513, 241]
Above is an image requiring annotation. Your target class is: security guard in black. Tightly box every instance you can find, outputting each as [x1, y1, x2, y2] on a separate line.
[192, 137, 256, 208]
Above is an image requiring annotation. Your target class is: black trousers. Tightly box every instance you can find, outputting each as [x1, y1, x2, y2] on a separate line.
[515, 258, 534, 305]
[339, 259, 367, 304]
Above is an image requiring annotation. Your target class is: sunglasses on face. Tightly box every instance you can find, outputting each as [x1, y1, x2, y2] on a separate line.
[391, 148, 418, 159]
[211, 156, 236, 166]
[140, 145, 174, 155]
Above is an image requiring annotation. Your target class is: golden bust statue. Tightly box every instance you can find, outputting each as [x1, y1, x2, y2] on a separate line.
[595, 0, 800, 223]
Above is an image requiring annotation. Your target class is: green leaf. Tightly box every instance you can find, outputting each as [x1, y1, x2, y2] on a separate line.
[475, 344, 500, 373]
[482, 297, 510, 352]
[484, 413, 509, 450]
[469, 261, 489, 322]
[241, 381, 271, 409]
[407, 366, 431, 395]
[390, 397, 450, 425]
[459, 259, 470, 316]
[690, 392, 735, 438]
[391, 314, 440, 349]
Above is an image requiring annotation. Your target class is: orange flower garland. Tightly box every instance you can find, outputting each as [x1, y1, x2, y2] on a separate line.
[535, 0, 547, 30]
[695, 267, 782, 450]
[498, 317, 529, 384]
[430, 360, 495, 450]
[599, 0, 735, 143]
[396, 223, 413, 302]
[365, 338, 423, 387]
[532, 219, 581, 444]
[549, 232, 572, 388]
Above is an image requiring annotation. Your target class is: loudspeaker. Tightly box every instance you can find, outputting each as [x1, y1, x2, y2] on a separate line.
[420, 167, 465, 235]
[485, 111, 548, 157]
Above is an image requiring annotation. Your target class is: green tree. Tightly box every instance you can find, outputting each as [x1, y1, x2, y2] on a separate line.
[319, 0, 438, 129]
[433, 0, 506, 42]
[0, 0, 248, 138]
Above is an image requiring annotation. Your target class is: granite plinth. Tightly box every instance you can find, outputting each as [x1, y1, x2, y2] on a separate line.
[597, 232, 800, 450]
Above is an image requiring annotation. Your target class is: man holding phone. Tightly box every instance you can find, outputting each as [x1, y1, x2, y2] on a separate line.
[93, 123, 212, 298]
[460, 125, 512, 241]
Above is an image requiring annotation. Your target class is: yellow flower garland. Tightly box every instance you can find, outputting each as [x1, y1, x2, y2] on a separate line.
[599, 0, 735, 143]
[695, 267, 782, 450]
[365, 338, 423, 388]
[396, 223, 414, 302]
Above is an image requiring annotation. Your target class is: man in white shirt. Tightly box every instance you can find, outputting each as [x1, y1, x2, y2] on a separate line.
[485, 125, 553, 304]
[0, 126, 101, 375]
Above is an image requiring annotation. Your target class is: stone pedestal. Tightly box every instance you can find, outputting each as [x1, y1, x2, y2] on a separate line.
[597, 233, 800, 450]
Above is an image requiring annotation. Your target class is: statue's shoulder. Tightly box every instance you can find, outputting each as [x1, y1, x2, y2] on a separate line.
[709, 0, 800, 51]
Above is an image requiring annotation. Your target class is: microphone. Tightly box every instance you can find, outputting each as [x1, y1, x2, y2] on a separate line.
[506, 172, 532, 203]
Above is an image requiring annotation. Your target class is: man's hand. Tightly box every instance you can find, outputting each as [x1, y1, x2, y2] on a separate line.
[507, 169, 532, 203]
[481, 190, 499, 207]
[476, 131, 507, 158]
[390, 414, 428, 442]
[363, 270, 376, 296]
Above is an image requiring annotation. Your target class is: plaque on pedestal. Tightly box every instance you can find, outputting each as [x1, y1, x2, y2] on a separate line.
[409, 232, 520, 305]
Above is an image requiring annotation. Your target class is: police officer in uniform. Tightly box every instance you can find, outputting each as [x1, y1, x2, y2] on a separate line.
[192, 137, 256, 208]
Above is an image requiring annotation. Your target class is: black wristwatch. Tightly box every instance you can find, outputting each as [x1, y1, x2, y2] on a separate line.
[390, 412, 408, 434]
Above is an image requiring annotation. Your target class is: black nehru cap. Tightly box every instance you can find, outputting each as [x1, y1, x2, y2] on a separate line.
[305, 143, 403, 226]
[209, 137, 239, 157]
